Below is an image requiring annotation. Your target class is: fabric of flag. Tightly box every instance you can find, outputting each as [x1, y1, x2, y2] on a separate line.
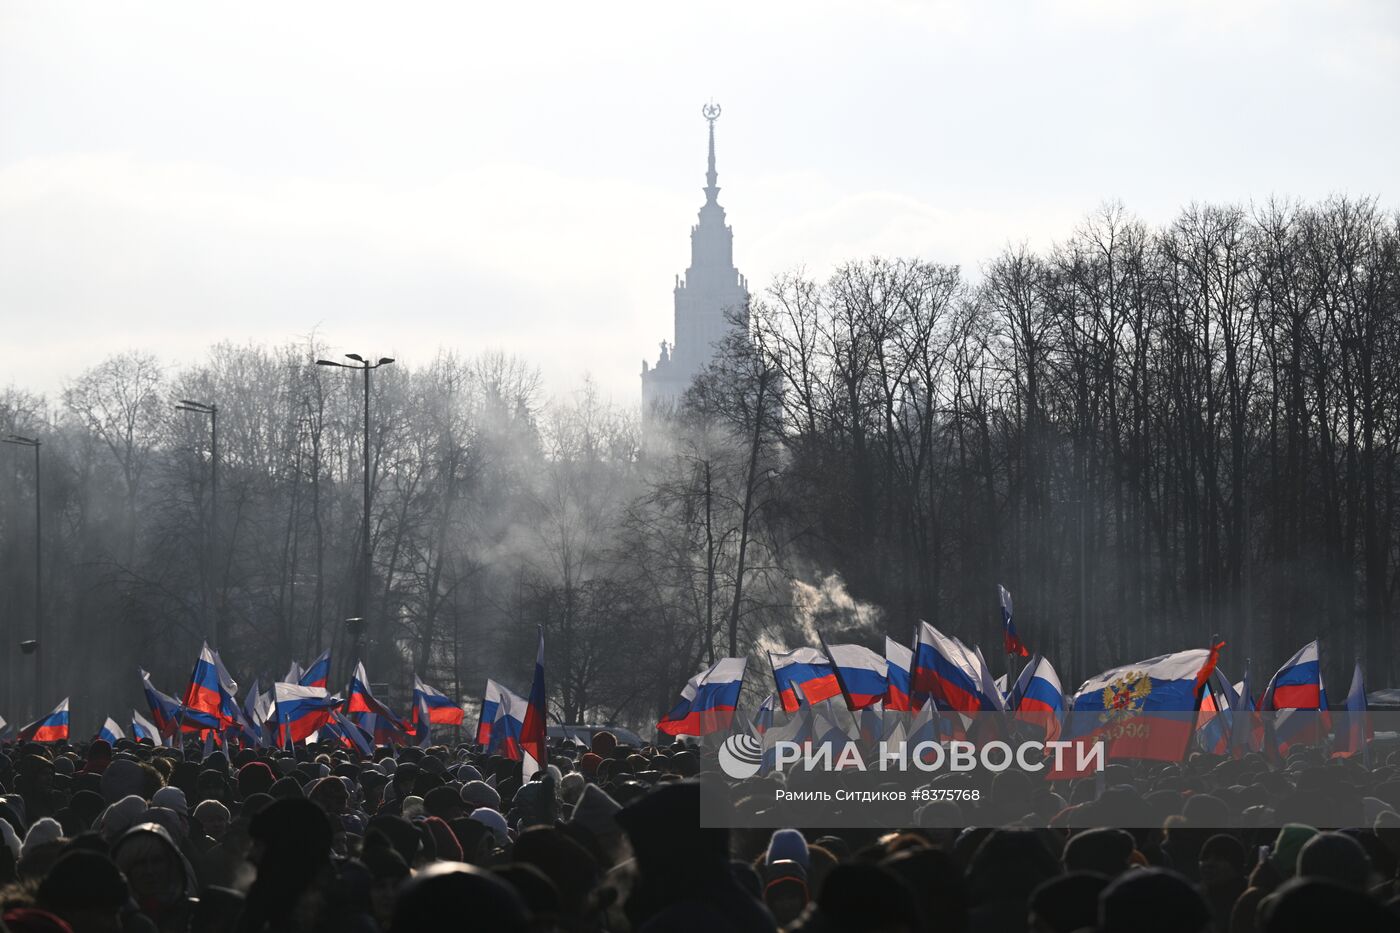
[1060, 648, 1219, 769]
[753, 693, 777, 736]
[1229, 669, 1261, 757]
[1261, 640, 1323, 711]
[344, 663, 408, 734]
[412, 689, 432, 748]
[760, 703, 813, 775]
[284, 660, 305, 684]
[20, 698, 70, 743]
[823, 642, 887, 711]
[239, 678, 267, 747]
[911, 621, 1004, 713]
[131, 709, 160, 744]
[477, 679, 508, 747]
[97, 717, 125, 744]
[182, 642, 225, 722]
[274, 683, 340, 746]
[884, 637, 914, 712]
[999, 584, 1029, 657]
[490, 683, 528, 759]
[212, 649, 243, 727]
[1332, 659, 1373, 761]
[140, 669, 184, 737]
[1012, 655, 1064, 741]
[521, 626, 548, 778]
[857, 701, 884, 745]
[0, 716, 10, 742]
[299, 651, 331, 690]
[656, 657, 746, 736]
[769, 647, 842, 713]
[329, 711, 375, 756]
[413, 675, 465, 725]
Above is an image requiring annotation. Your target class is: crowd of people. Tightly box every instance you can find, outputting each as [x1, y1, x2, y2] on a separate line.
[1, 731, 1399, 932]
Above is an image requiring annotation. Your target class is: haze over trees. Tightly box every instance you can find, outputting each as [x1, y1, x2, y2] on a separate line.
[2, 197, 1396, 728]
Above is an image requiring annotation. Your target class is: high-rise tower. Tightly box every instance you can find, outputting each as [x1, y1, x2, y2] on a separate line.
[641, 103, 749, 419]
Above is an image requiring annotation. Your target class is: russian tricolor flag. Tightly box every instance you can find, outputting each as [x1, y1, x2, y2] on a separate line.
[490, 683, 528, 759]
[131, 709, 160, 745]
[1331, 659, 1373, 762]
[999, 585, 1029, 658]
[274, 682, 341, 746]
[884, 637, 914, 712]
[140, 669, 183, 737]
[753, 693, 777, 736]
[1061, 648, 1220, 768]
[910, 621, 1004, 713]
[823, 642, 887, 711]
[769, 646, 842, 713]
[413, 675, 465, 726]
[1261, 640, 1323, 711]
[521, 626, 548, 778]
[657, 657, 746, 736]
[20, 698, 70, 743]
[343, 663, 407, 733]
[299, 650, 331, 690]
[1011, 655, 1063, 741]
[477, 679, 508, 747]
[182, 642, 226, 723]
[97, 717, 125, 745]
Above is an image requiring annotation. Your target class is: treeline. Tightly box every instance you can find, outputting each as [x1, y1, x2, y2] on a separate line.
[726, 197, 1399, 692]
[1, 197, 1396, 729]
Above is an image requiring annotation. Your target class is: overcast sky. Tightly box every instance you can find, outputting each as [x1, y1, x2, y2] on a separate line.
[2, 0, 1397, 406]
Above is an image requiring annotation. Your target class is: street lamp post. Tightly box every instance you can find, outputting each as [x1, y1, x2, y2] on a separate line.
[175, 400, 220, 648]
[4, 434, 42, 712]
[316, 354, 394, 675]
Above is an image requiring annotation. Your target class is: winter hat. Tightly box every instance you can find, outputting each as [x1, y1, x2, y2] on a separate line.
[460, 781, 501, 812]
[568, 783, 621, 840]
[0, 817, 20, 860]
[151, 786, 188, 816]
[766, 828, 810, 870]
[99, 759, 146, 804]
[559, 771, 586, 807]
[21, 817, 63, 859]
[469, 808, 510, 848]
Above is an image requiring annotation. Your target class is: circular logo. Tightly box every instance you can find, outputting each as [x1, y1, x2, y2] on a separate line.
[717, 733, 763, 779]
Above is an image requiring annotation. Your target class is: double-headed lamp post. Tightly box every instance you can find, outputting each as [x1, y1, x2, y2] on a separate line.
[316, 354, 394, 671]
[175, 400, 220, 648]
[4, 434, 43, 711]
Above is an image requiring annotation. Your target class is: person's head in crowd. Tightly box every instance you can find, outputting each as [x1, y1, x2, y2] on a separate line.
[390, 862, 529, 933]
[1198, 831, 1247, 885]
[1270, 823, 1320, 880]
[34, 849, 128, 933]
[1296, 830, 1372, 890]
[1062, 827, 1135, 876]
[882, 846, 968, 933]
[1027, 872, 1108, 933]
[512, 827, 600, 920]
[236, 762, 275, 799]
[192, 799, 229, 843]
[110, 823, 195, 922]
[422, 785, 464, 822]
[1260, 877, 1399, 933]
[460, 780, 501, 814]
[187, 886, 243, 933]
[1099, 868, 1212, 933]
[787, 862, 921, 933]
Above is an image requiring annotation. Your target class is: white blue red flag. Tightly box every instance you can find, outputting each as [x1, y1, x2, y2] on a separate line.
[769, 647, 841, 713]
[753, 693, 777, 736]
[299, 651, 331, 690]
[343, 662, 408, 737]
[182, 643, 226, 723]
[1331, 659, 1372, 763]
[910, 621, 1004, 712]
[284, 660, 305, 685]
[20, 698, 70, 743]
[823, 642, 887, 711]
[140, 669, 184, 737]
[131, 709, 160, 745]
[1061, 648, 1220, 768]
[656, 657, 746, 736]
[97, 717, 125, 744]
[477, 679, 508, 747]
[521, 626, 548, 778]
[413, 675, 465, 726]
[1261, 640, 1323, 711]
[274, 682, 340, 746]
[999, 585, 1029, 658]
[1010, 655, 1063, 741]
[1261, 640, 1328, 757]
[883, 637, 914, 712]
[490, 683, 528, 759]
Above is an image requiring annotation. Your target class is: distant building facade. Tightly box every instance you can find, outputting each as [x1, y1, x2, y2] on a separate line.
[641, 103, 749, 421]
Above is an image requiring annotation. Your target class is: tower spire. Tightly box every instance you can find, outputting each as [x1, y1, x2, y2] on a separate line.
[702, 101, 721, 203]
